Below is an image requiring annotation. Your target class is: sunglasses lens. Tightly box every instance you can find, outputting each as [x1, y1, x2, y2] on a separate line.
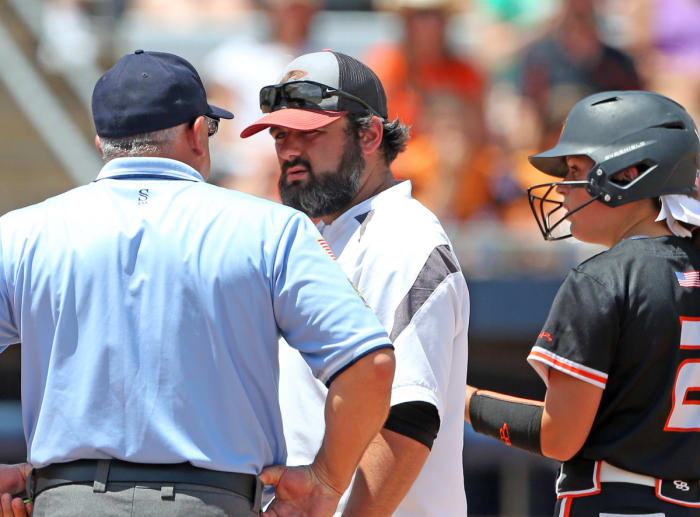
[260, 86, 276, 113]
[284, 82, 323, 105]
[259, 82, 328, 112]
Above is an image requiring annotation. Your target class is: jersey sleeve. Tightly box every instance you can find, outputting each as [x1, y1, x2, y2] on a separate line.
[0, 228, 19, 351]
[527, 269, 617, 390]
[271, 213, 392, 385]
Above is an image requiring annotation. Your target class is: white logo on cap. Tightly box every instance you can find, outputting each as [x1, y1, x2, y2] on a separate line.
[604, 141, 647, 161]
[281, 70, 308, 83]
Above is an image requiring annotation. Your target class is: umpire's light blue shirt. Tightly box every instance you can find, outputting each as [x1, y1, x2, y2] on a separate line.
[0, 157, 391, 473]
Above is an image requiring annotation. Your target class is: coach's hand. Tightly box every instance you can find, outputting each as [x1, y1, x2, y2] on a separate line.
[0, 464, 32, 516]
[260, 464, 342, 517]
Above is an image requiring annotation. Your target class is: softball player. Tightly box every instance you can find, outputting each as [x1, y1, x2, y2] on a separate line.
[466, 90, 700, 516]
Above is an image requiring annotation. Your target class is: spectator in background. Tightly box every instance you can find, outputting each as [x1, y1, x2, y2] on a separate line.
[203, 0, 321, 199]
[624, 0, 700, 125]
[518, 0, 642, 121]
[366, 0, 484, 130]
[38, 0, 128, 70]
[488, 0, 644, 234]
[129, 0, 249, 26]
[364, 0, 499, 223]
[388, 92, 516, 225]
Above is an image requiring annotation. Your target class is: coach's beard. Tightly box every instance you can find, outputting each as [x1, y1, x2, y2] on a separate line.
[279, 137, 364, 218]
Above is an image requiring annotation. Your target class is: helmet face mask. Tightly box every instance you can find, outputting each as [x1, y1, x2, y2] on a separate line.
[527, 91, 699, 241]
[528, 180, 596, 240]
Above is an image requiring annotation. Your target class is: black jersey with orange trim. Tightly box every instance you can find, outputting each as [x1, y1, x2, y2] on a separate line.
[527, 236, 700, 480]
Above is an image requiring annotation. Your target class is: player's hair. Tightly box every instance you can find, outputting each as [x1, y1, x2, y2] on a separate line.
[99, 126, 180, 161]
[345, 113, 410, 165]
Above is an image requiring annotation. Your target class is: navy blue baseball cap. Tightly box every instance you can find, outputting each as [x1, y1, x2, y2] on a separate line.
[92, 50, 233, 138]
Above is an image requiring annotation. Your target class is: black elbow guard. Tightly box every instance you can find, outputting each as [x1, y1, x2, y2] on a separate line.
[469, 391, 543, 455]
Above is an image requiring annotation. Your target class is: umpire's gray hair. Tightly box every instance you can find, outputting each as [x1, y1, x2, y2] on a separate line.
[99, 126, 180, 161]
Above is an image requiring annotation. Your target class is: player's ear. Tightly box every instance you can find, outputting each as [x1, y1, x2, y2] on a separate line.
[612, 166, 640, 183]
[358, 116, 383, 156]
[622, 166, 639, 181]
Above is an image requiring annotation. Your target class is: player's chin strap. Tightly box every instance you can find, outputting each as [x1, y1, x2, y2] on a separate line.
[657, 192, 700, 237]
[469, 390, 543, 455]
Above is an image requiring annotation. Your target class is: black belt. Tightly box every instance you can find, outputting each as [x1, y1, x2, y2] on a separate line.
[28, 459, 258, 503]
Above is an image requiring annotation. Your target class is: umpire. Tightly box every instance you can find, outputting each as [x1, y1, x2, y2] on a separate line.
[0, 50, 395, 517]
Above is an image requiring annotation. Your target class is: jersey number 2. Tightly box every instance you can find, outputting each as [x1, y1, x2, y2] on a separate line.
[664, 317, 700, 431]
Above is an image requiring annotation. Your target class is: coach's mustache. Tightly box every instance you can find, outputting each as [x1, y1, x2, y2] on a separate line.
[281, 157, 313, 179]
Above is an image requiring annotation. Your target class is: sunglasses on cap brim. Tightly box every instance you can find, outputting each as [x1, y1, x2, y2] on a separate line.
[259, 80, 384, 118]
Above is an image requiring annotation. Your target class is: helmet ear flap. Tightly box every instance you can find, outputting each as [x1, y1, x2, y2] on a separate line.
[586, 160, 660, 206]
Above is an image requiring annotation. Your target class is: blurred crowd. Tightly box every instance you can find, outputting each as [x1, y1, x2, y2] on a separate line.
[34, 0, 700, 271]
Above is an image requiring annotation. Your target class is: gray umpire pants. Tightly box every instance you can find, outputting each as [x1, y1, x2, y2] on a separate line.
[32, 482, 259, 517]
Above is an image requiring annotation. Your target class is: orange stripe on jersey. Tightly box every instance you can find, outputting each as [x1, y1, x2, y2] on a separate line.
[561, 497, 572, 517]
[528, 349, 607, 387]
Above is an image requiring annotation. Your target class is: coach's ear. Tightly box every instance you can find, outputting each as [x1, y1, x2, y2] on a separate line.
[95, 135, 105, 159]
[359, 116, 383, 157]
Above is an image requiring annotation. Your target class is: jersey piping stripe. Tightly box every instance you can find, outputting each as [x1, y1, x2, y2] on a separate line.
[93, 173, 195, 182]
[528, 347, 607, 389]
[555, 460, 602, 499]
[655, 479, 700, 507]
[558, 497, 572, 517]
[389, 244, 459, 341]
[324, 343, 395, 388]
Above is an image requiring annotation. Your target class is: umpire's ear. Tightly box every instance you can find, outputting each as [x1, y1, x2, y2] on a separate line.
[359, 116, 384, 157]
[95, 135, 105, 158]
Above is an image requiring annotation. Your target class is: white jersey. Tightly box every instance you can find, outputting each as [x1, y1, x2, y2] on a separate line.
[279, 181, 469, 516]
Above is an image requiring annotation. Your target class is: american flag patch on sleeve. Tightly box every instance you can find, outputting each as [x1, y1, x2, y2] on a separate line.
[317, 238, 336, 260]
[676, 271, 700, 287]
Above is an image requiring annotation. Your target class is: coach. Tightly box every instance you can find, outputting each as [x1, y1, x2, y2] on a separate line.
[242, 50, 470, 516]
[0, 50, 395, 517]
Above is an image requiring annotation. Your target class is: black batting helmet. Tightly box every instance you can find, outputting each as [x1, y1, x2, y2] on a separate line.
[527, 90, 700, 240]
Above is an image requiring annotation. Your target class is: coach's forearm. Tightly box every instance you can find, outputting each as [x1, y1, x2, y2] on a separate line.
[342, 428, 429, 517]
[312, 349, 395, 495]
